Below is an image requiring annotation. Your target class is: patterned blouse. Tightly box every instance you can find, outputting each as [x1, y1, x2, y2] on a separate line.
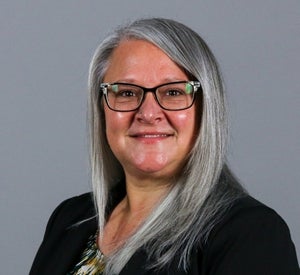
[68, 231, 106, 275]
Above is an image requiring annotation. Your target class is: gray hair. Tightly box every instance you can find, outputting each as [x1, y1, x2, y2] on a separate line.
[88, 18, 246, 274]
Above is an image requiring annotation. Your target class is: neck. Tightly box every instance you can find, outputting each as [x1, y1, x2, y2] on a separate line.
[123, 173, 171, 215]
[98, 176, 170, 255]
[126, 185, 169, 217]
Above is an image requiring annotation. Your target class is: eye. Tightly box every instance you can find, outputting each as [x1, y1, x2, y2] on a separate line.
[165, 89, 185, 96]
[110, 84, 140, 98]
[110, 85, 143, 104]
[118, 89, 136, 97]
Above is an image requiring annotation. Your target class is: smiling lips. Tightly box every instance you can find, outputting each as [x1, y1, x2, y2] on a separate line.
[129, 132, 173, 140]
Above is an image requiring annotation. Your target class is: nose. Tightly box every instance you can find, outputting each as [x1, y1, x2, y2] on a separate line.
[136, 92, 163, 123]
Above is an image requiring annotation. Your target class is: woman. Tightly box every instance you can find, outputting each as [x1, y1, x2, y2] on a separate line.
[30, 18, 299, 274]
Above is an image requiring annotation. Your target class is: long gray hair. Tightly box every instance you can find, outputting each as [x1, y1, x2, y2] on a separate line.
[88, 18, 246, 274]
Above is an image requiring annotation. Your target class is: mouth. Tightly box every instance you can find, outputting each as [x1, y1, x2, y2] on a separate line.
[129, 132, 174, 141]
[134, 133, 171, 138]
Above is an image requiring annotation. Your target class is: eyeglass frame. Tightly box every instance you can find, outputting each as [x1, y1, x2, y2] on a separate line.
[99, 80, 201, 112]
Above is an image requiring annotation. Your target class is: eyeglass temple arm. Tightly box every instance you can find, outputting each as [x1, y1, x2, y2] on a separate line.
[100, 83, 110, 95]
[190, 81, 201, 92]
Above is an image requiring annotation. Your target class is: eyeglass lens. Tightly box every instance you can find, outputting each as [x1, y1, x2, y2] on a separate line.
[105, 82, 195, 111]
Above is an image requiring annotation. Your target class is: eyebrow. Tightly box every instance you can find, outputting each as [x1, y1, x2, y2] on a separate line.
[109, 78, 189, 85]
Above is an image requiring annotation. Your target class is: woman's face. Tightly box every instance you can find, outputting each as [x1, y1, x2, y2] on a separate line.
[103, 40, 198, 182]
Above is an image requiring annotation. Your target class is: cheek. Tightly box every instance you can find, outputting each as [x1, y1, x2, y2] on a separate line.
[171, 107, 198, 151]
[105, 112, 122, 131]
[173, 109, 196, 133]
[105, 112, 124, 155]
[104, 108, 133, 139]
[175, 112, 190, 127]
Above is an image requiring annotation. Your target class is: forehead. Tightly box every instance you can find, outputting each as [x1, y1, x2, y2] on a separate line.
[103, 39, 188, 84]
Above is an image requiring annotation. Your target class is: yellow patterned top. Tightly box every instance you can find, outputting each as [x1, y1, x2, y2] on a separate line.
[68, 231, 105, 275]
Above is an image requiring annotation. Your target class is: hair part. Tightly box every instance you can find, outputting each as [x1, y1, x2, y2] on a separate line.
[88, 17, 246, 274]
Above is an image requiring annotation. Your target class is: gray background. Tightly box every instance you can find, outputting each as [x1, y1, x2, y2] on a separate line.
[0, 1, 299, 273]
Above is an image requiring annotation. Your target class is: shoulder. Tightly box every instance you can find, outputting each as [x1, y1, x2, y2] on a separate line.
[54, 192, 94, 214]
[207, 195, 294, 249]
[215, 195, 288, 231]
[30, 193, 97, 274]
[201, 195, 299, 274]
[43, 193, 95, 237]
[50, 192, 95, 220]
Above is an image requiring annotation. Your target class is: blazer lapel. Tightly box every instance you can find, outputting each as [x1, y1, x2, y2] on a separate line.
[53, 217, 98, 274]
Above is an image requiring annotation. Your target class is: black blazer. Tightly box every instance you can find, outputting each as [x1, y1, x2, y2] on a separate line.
[30, 193, 299, 274]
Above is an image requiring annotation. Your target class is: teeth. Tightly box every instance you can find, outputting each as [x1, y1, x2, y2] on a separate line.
[142, 134, 168, 138]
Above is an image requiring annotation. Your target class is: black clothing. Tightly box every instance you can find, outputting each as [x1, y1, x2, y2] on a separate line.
[30, 193, 299, 274]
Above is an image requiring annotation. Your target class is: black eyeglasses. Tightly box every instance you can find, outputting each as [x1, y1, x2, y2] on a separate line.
[100, 81, 201, 112]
